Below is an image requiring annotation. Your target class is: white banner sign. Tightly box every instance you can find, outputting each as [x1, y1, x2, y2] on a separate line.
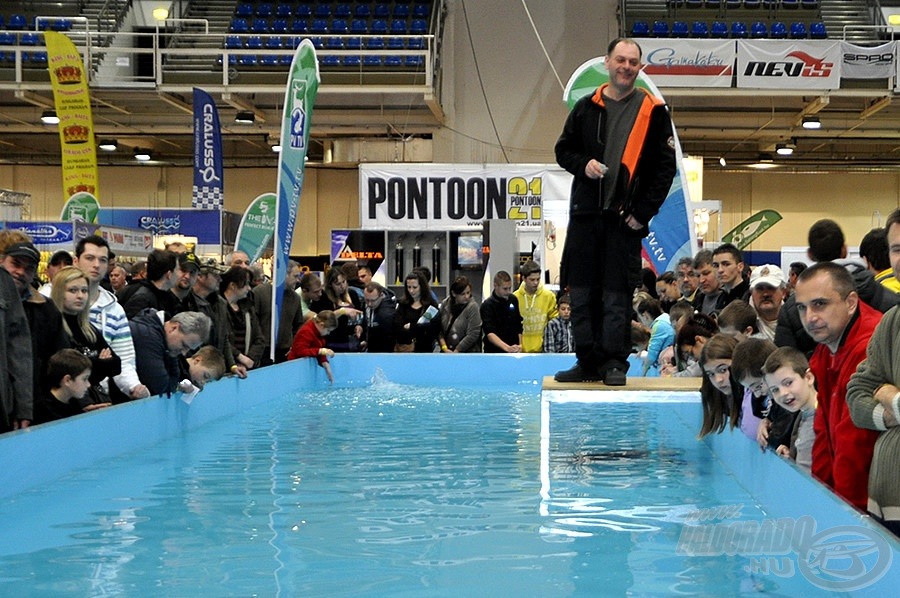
[840, 41, 896, 80]
[359, 164, 572, 231]
[737, 40, 841, 89]
[641, 39, 735, 87]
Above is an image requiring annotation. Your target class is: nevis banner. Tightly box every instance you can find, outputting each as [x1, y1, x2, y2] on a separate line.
[563, 59, 696, 275]
[360, 164, 572, 232]
[640, 39, 735, 87]
[271, 39, 319, 361]
[737, 40, 840, 89]
[235, 192, 276, 262]
[192, 88, 224, 209]
[840, 41, 896, 80]
[45, 31, 99, 203]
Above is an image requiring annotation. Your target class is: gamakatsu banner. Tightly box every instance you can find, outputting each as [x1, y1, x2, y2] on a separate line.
[359, 164, 572, 231]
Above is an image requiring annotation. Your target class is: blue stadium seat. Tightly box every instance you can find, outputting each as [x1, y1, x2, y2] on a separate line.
[374, 4, 391, 18]
[770, 21, 787, 38]
[672, 21, 689, 37]
[685, 0, 702, 7]
[384, 55, 402, 67]
[410, 19, 427, 34]
[0, 32, 16, 46]
[309, 36, 324, 49]
[28, 51, 47, 64]
[351, 19, 367, 33]
[271, 19, 287, 33]
[236, 3, 253, 18]
[750, 21, 767, 38]
[239, 54, 257, 66]
[266, 36, 283, 49]
[744, 0, 761, 8]
[790, 21, 807, 38]
[388, 37, 405, 49]
[809, 21, 826, 39]
[801, 0, 819, 8]
[390, 19, 407, 34]
[343, 55, 361, 67]
[371, 19, 388, 34]
[311, 18, 328, 34]
[315, 5, 332, 18]
[704, 0, 719, 6]
[296, 5, 312, 18]
[230, 18, 249, 33]
[691, 21, 708, 37]
[710, 21, 727, 38]
[394, 5, 410, 18]
[51, 18, 73, 31]
[251, 18, 269, 33]
[408, 37, 425, 49]
[290, 19, 308, 34]
[413, 4, 430, 18]
[631, 21, 650, 37]
[782, 0, 799, 8]
[335, 4, 352, 18]
[0, 15, 5, 30]
[246, 35, 263, 49]
[652, 20, 669, 37]
[20, 33, 41, 46]
[276, 4, 293, 18]
[731, 21, 748, 38]
[762, 0, 778, 7]
[320, 55, 341, 67]
[364, 55, 382, 67]
[726, 0, 741, 8]
[327, 36, 344, 49]
[355, 4, 371, 18]
[406, 55, 424, 67]
[346, 36, 362, 50]
[225, 35, 243, 49]
[331, 18, 348, 34]
[256, 4, 273, 18]
[367, 37, 385, 50]
[261, 54, 279, 66]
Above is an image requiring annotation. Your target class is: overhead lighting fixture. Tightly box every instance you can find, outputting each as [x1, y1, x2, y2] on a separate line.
[134, 148, 152, 161]
[776, 143, 795, 156]
[40, 109, 59, 125]
[718, 156, 727, 167]
[234, 110, 255, 124]
[152, 7, 169, 21]
[802, 116, 821, 130]
[98, 139, 118, 151]
[271, 142, 282, 153]
[748, 153, 778, 169]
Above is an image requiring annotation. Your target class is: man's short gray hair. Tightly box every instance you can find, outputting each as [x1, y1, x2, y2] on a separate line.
[170, 311, 212, 343]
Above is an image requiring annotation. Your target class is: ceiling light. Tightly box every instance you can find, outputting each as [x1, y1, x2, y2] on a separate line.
[152, 7, 169, 21]
[234, 110, 255, 124]
[134, 148, 152, 161]
[98, 139, 118, 151]
[748, 153, 778, 169]
[802, 116, 821, 130]
[40, 109, 59, 125]
[271, 142, 281, 153]
[718, 156, 727, 167]
[776, 143, 795, 156]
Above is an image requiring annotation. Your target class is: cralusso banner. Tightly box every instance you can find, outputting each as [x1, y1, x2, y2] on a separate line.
[192, 88, 224, 209]
[840, 41, 896, 80]
[562, 58, 696, 276]
[737, 40, 841, 89]
[272, 39, 319, 361]
[640, 39, 735, 87]
[359, 164, 572, 232]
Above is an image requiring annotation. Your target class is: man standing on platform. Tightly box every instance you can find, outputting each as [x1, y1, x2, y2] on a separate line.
[554, 37, 676, 385]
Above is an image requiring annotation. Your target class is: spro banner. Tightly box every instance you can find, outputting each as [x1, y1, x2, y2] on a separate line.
[641, 39, 735, 87]
[359, 164, 572, 232]
[272, 39, 319, 361]
[192, 88, 224, 209]
[840, 41, 896, 80]
[563, 59, 696, 275]
[45, 31, 99, 203]
[737, 40, 840, 89]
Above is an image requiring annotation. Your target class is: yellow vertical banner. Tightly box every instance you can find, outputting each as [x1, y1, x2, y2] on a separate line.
[45, 31, 99, 202]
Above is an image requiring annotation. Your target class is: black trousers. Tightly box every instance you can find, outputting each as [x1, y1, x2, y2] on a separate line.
[561, 213, 641, 369]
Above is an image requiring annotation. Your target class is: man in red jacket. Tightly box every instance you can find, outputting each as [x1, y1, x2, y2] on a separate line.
[794, 261, 881, 511]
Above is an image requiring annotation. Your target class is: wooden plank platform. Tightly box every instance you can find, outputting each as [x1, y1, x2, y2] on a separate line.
[542, 376, 702, 392]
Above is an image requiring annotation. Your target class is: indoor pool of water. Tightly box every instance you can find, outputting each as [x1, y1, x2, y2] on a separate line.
[0, 378, 891, 596]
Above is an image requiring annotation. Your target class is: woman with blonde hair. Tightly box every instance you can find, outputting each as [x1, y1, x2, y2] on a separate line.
[51, 266, 120, 406]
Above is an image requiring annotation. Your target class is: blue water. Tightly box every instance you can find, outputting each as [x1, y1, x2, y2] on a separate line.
[0, 382, 857, 596]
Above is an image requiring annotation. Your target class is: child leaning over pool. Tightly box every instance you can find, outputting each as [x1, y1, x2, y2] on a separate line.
[762, 347, 818, 472]
[176, 346, 228, 402]
[287, 310, 339, 383]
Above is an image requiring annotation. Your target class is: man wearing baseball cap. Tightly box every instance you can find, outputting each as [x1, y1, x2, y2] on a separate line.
[0, 234, 69, 427]
[170, 251, 206, 318]
[749, 264, 786, 342]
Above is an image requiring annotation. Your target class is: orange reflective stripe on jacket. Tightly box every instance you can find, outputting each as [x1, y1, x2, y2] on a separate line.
[591, 84, 665, 185]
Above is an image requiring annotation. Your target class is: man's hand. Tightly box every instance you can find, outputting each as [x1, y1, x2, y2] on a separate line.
[584, 159, 608, 179]
[131, 384, 151, 399]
